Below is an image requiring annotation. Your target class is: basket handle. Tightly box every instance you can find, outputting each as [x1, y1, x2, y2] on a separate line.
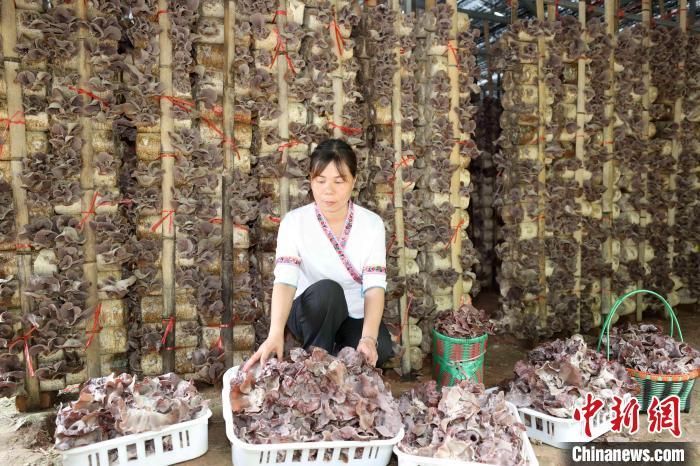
[596, 289, 683, 361]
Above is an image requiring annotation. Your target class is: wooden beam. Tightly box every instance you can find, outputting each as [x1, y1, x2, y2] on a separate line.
[637, 0, 651, 321]
[221, 0, 236, 367]
[574, 0, 587, 333]
[157, 0, 176, 373]
[602, 0, 616, 321]
[1, 0, 41, 410]
[535, 0, 548, 329]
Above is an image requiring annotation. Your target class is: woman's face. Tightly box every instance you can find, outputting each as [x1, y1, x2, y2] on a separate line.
[310, 161, 356, 216]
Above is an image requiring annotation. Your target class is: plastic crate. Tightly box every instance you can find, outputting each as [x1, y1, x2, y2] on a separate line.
[61, 408, 212, 466]
[517, 401, 614, 449]
[222, 366, 404, 466]
[393, 401, 538, 466]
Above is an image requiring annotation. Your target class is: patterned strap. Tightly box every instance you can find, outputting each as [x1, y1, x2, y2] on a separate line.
[315, 202, 362, 284]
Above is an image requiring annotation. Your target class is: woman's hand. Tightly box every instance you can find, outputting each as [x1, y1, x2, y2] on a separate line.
[242, 332, 284, 372]
[357, 336, 378, 366]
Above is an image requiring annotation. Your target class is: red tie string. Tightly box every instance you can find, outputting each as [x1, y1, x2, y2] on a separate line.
[445, 42, 461, 70]
[394, 293, 414, 340]
[161, 316, 176, 346]
[79, 191, 100, 229]
[617, 8, 625, 18]
[277, 139, 301, 153]
[267, 215, 281, 224]
[9, 326, 37, 377]
[0, 111, 26, 158]
[329, 18, 345, 57]
[209, 217, 223, 224]
[67, 85, 110, 107]
[234, 224, 250, 233]
[213, 105, 224, 116]
[444, 218, 465, 250]
[327, 120, 362, 136]
[15, 244, 32, 250]
[200, 115, 240, 159]
[154, 95, 196, 112]
[270, 28, 297, 75]
[272, 9, 287, 23]
[388, 155, 416, 183]
[85, 303, 103, 349]
[206, 319, 238, 350]
[151, 209, 175, 233]
[387, 234, 396, 254]
[158, 152, 178, 159]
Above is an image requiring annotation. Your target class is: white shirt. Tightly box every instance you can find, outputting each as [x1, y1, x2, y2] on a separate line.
[273, 201, 387, 319]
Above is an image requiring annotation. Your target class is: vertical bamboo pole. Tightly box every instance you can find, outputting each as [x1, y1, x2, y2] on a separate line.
[548, 2, 557, 21]
[602, 0, 616, 321]
[484, 22, 493, 97]
[391, 0, 410, 377]
[277, 0, 290, 216]
[637, 0, 651, 321]
[1, 0, 41, 409]
[426, 0, 437, 9]
[574, 0, 587, 333]
[222, 0, 237, 366]
[512, 0, 519, 23]
[448, 0, 464, 309]
[76, 0, 100, 378]
[158, 0, 176, 373]
[535, 0, 548, 328]
[668, 0, 687, 312]
[331, 0, 344, 139]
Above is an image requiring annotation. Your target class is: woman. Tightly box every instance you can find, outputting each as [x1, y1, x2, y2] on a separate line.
[242, 139, 394, 371]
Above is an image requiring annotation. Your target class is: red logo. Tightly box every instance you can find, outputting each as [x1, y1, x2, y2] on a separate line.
[610, 395, 640, 434]
[573, 393, 604, 437]
[648, 395, 682, 438]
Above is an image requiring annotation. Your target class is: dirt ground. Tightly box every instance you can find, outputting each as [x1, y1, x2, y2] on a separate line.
[1, 292, 697, 466]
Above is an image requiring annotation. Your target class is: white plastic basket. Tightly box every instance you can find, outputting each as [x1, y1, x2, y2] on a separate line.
[517, 394, 627, 449]
[61, 409, 212, 466]
[392, 401, 539, 466]
[222, 365, 404, 466]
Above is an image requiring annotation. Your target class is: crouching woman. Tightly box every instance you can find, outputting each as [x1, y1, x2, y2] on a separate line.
[243, 139, 394, 371]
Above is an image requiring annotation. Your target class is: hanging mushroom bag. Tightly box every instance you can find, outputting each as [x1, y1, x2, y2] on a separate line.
[597, 289, 699, 414]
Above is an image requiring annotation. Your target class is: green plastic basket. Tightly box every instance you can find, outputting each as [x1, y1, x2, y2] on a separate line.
[431, 328, 487, 387]
[597, 289, 698, 414]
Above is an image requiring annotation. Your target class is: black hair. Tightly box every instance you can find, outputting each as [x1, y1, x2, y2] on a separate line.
[309, 139, 357, 181]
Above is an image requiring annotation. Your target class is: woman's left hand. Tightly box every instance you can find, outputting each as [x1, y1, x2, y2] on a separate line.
[357, 338, 378, 366]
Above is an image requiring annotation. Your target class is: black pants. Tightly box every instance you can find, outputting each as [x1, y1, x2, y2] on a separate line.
[286, 279, 394, 366]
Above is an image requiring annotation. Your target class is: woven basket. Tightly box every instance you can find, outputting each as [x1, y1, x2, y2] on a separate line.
[431, 329, 487, 387]
[597, 289, 697, 413]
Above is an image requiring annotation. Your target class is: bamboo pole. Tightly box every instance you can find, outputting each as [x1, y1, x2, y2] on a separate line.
[668, 1, 687, 311]
[602, 0, 616, 321]
[637, 0, 651, 321]
[535, 0, 548, 328]
[1, 0, 41, 409]
[484, 21, 493, 96]
[426, 0, 436, 9]
[76, 0, 100, 378]
[221, 0, 236, 366]
[331, 0, 344, 139]
[391, 0, 410, 377]
[448, 0, 464, 309]
[158, 0, 176, 373]
[512, 0, 519, 23]
[548, 2, 557, 21]
[277, 0, 290, 216]
[574, 0, 587, 333]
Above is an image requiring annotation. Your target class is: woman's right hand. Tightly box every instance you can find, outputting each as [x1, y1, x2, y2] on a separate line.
[242, 332, 284, 372]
